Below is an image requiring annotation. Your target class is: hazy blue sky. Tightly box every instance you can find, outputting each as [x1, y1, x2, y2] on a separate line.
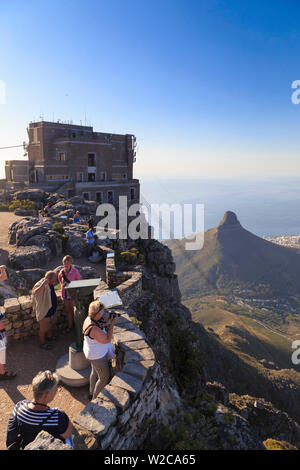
[1, 0, 300, 179]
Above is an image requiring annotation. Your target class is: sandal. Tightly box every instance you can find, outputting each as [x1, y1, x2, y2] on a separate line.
[0, 371, 17, 380]
[39, 343, 52, 350]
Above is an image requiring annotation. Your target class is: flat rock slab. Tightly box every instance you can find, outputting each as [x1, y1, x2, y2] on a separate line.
[122, 362, 149, 381]
[124, 348, 155, 363]
[24, 431, 71, 450]
[110, 372, 143, 397]
[113, 322, 136, 333]
[18, 295, 32, 310]
[74, 398, 117, 437]
[3, 298, 20, 314]
[118, 339, 150, 351]
[115, 312, 133, 324]
[113, 329, 145, 343]
[140, 359, 156, 369]
[8, 246, 52, 269]
[99, 384, 130, 410]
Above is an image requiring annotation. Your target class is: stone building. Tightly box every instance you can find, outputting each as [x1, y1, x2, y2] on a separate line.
[5, 121, 140, 205]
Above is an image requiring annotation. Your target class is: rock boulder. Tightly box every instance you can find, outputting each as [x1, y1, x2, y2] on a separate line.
[8, 246, 52, 269]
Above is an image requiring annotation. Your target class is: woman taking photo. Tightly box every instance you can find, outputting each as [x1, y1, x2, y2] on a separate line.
[82, 301, 118, 400]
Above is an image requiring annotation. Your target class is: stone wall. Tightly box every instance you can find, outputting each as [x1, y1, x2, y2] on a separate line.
[2, 294, 68, 342]
[103, 248, 143, 306]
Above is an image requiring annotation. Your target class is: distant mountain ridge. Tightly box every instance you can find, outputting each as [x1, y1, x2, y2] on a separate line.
[166, 211, 300, 298]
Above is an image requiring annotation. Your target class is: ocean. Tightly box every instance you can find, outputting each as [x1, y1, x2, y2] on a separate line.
[139, 177, 300, 238]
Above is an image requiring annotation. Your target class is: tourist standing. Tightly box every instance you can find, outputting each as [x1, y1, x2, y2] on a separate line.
[38, 210, 44, 226]
[58, 255, 82, 332]
[88, 216, 95, 231]
[22, 223, 28, 235]
[44, 202, 52, 216]
[82, 301, 118, 400]
[6, 370, 73, 449]
[86, 227, 95, 257]
[0, 265, 16, 380]
[32, 271, 58, 350]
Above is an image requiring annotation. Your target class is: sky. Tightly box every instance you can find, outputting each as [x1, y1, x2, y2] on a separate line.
[1, 0, 300, 180]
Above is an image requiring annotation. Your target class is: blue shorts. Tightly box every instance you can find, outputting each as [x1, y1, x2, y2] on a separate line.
[45, 308, 56, 319]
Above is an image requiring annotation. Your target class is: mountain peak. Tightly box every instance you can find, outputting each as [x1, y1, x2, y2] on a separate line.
[218, 211, 241, 230]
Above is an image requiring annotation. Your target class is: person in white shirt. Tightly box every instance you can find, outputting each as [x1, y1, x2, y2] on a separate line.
[82, 301, 118, 400]
[0, 265, 16, 380]
[38, 211, 44, 226]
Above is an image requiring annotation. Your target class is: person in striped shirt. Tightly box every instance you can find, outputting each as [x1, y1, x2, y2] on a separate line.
[6, 370, 73, 449]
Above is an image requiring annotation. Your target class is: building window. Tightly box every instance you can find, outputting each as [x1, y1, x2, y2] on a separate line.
[100, 172, 107, 181]
[88, 153, 96, 166]
[33, 128, 38, 143]
[96, 192, 103, 203]
[29, 168, 36, 183]
[107, 191, 114, 204]
[130, 187, 136, 200]
[83, 192, 90, 200]
[47, 175, 69, 181]
[76, 172, 84, 182]
[88, 172, 96, 182]
[57, 152, 66, 161]
[71, 132, 76, 138]
[112, 173, 127, 180]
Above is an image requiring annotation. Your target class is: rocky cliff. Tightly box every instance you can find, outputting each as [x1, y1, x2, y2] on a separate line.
[108, 237, 300, 450]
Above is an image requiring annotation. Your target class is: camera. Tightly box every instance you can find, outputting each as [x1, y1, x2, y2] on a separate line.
[96, 309, 120, 327]
[110, 312, 121, 320]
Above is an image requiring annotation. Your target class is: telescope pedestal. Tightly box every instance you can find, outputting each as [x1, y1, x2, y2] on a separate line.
[56, 342, 91, 387]
[55, 278, 101, 388]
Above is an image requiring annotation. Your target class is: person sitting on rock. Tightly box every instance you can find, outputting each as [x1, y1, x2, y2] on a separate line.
[0, 265, 16, 380]
[6, 370, 73, 449]
[73, 211, 81, 223]
[58, 255, 82, 332]
[32, 271, 58, 350]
